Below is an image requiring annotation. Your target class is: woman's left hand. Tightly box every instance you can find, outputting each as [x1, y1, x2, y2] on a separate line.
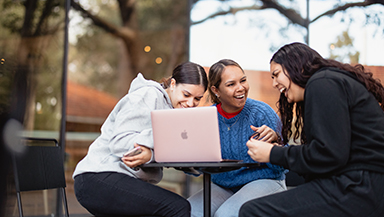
[121, 143, 152, 168]
[250, 125, 278, 143]
[246, 139, 274, 163]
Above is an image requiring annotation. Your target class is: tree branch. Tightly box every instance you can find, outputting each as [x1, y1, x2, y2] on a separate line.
[192, 5, 262, 25]
[192, 0, 307, 27]
[70, 0, 135, 40]
[192, 0, 384, 28]
[35, 0, 57, 36]
[311, 0, 384, 23]
[117, 0, 135, 24]
[259, 0, 307, 27]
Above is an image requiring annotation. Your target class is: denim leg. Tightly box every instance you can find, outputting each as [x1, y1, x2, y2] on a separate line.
[214, 179, 286, 217]
[188, 183, 233, 217]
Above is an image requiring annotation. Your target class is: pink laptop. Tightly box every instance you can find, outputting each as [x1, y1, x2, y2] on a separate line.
[151, 106, 224, 163]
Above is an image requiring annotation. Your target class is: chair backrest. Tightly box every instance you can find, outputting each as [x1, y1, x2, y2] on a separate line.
[13, 145, 66, 192]
[12, 137, 69, 217]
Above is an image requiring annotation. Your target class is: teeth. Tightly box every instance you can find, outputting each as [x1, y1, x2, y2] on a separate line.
[280, 88, 286, 93]
[235, 95, 244, 99]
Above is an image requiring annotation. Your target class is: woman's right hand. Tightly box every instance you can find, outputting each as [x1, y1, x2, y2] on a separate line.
[121, 143, 152, 168]
[250, 125, 278, 143]
[246, 139, 273, 163]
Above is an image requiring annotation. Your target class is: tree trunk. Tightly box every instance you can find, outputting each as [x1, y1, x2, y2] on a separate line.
[116, 39, 134, 97]
[14, 35, 54, 130]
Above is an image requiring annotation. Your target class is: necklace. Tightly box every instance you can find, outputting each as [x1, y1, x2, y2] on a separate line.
[222, 115, 240, 131]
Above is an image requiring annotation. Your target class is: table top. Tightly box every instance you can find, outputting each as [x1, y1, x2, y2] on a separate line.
[141, 161, 262, 174]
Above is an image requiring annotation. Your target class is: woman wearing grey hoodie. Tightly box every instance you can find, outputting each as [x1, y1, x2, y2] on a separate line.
[73, 62, 208, 217]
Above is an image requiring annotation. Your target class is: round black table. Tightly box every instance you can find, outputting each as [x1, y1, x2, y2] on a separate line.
[141, 162, 261, 217]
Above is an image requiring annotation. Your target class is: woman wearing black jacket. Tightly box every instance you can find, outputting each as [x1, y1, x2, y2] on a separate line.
[240, 42, 384, 217]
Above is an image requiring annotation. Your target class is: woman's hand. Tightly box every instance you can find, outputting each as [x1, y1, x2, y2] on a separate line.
[246, 139, 274, 163]
[250, 125, 278, 143]
[121, 143, 152, 168]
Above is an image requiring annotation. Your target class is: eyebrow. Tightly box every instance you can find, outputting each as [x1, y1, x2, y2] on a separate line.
[183, 90, 192, 95]
[271, 69, 279, 75]
[183, 90, 203, 98]
[224, 75, 247, 85]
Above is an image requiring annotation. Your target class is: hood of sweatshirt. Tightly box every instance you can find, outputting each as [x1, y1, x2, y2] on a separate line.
[128, 73, 172, 106]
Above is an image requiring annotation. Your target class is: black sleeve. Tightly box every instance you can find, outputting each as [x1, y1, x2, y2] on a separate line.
[270, 76, 351, 175]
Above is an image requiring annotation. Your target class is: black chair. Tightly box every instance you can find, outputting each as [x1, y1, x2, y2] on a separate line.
[12, 137, 93, 217]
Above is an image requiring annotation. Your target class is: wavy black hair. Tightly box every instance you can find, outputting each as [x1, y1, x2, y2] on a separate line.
[271, 42, 384, 144]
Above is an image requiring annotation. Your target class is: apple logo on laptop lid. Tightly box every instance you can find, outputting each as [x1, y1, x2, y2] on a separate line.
[181, 130, 188, 139]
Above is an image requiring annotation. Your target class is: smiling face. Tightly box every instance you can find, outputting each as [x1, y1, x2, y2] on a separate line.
[167, 79, 206, 108]
[270, 61, 305, 103]
[211, 65, 249, 113]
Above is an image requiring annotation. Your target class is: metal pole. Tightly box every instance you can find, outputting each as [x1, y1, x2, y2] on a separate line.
[203, 173, 211, 217]
[183, 0, 193, 198]
[57, 0, 70, 215]
[60, 0, 70, 151]
[306, 0, 310, 45]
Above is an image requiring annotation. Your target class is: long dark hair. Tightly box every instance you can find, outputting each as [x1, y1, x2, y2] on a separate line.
[271, 42, 384, 144]
[161, 62, 208, 92]
[208, 59, 244, 104]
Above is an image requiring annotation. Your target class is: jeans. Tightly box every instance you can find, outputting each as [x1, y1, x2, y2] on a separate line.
[74, 172, 190, 217]
[188, 179, 286, 217]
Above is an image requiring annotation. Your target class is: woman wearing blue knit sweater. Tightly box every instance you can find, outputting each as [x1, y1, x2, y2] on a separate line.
[188, 59, 287, 217]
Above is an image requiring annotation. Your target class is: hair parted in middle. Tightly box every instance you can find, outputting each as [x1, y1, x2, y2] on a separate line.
[208, 59, 244, 104]
[161, 61, 208, 92]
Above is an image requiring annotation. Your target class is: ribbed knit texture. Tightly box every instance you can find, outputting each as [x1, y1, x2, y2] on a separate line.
[211, 98, 286, 188]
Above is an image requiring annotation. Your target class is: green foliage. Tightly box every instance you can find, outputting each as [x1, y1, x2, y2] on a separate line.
[33, 32, 64, 131]
[136, 0, 189, 80]
[0, 0, 66, 131]
[0, 55, 15, 115]
[69, 0, 190, 96]
[329, 30, 360, 64]
[67, 0, 123, 96]
[0, 0, 21, 115]
[1, 0, 64, 35]
[137, 0, 188, 30]
[69, 25, 119, 96]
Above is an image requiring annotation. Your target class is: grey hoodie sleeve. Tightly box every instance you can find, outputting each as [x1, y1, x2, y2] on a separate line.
[102, 86, 171, 157]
